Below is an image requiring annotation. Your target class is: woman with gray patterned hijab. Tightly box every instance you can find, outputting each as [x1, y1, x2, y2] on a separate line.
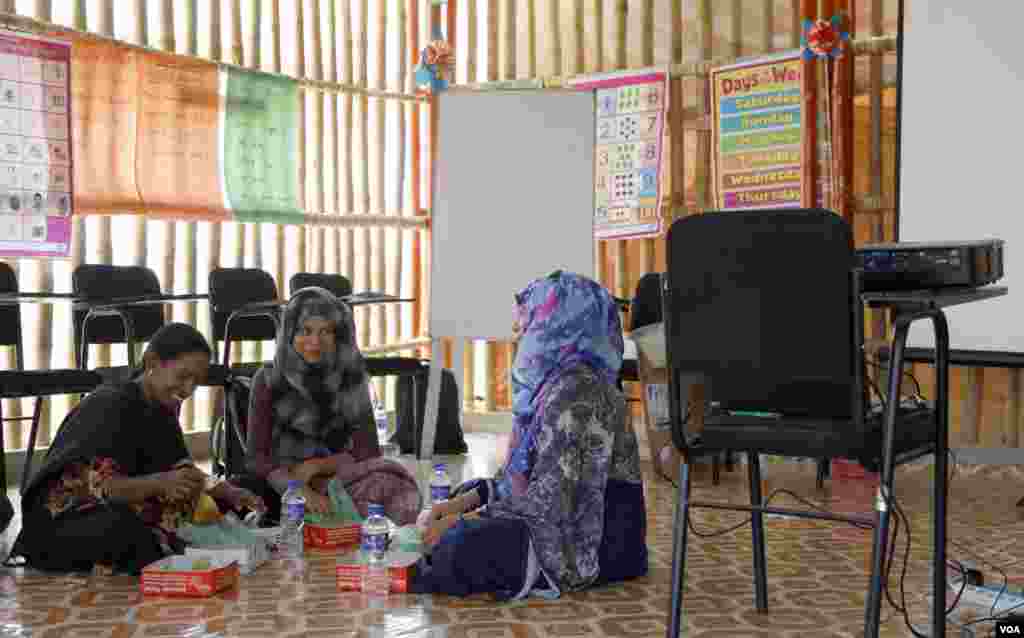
[238, 287, 420, 525]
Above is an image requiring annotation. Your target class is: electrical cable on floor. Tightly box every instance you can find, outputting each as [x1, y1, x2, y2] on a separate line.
[947, 537, 1010, 618]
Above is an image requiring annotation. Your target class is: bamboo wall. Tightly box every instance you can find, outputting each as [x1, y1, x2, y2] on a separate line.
[1, 0, 1018, 454]
[1, 0, 431, 451]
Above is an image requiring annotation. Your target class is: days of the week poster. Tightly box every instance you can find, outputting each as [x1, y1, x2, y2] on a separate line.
[711, 52, 804, 212]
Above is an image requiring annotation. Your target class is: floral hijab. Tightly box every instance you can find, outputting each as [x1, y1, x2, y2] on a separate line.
[267, 287, 375, 464]
[505, 271, 623, 494]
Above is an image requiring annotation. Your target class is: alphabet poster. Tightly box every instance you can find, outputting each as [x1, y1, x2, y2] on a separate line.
[569, 68, 668, 241]
[0, 30, 73, 258]
[711, 52, 805, 211]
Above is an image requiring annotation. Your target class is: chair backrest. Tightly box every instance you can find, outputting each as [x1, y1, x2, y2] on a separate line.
[630, 272, 663, 331]
[289, 272, 353, 299]
[664, 209, 861, 421]
[72, 264, 165, 346]
[0, 262, 21, 359]
[208, 268, 279, 343]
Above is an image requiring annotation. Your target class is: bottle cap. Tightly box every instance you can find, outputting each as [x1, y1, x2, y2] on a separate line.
[433, 463, 446, 472]
[287, 479, 303, 489]
[368, 503, 384, 516]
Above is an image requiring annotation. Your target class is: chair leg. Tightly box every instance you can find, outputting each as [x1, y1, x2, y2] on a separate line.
[816, 458, 830, 489]
[0, 398, 6, 494]
[930, 320, 951, 638]
[748, 452, 768, 612]
[666, 459, 692, 638]
[711, 454, 720, 485]
[20, 397, 43, 493]
[863, 481, 893, 637]
[410, 374, 420, 456]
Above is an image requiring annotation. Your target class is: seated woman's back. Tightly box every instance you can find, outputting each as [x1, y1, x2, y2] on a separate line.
[416, 271, 646, 598]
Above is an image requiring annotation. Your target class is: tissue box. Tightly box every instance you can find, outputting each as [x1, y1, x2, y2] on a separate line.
[186, 543, 268, 575]
[305, 520, 362, 549]
[141, 555, 239, 597]
[336, 550, 419, 593]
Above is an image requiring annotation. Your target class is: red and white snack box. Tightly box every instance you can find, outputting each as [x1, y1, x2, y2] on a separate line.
[336, 550, 420, 593]
[305, 520, 362, 550]
[141, 555, 239, 597]
[186, 542, 268, 575]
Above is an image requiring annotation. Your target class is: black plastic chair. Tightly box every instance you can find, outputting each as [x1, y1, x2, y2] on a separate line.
[289, 272, 353, 298]
[0, 262, 102, 493]
[630, 272, 731, 485]
[620, 273, 662, 387]
[72, 264, 166, 373]
[211, 366, 256, 478]
[208, 268, 281, 376]
[662, 209, 947, 638]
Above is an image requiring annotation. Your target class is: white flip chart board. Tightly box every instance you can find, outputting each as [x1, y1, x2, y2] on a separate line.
[421, 89, 596, 458]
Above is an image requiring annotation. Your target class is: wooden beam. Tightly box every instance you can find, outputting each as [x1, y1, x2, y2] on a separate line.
[800, 0, 818, 208]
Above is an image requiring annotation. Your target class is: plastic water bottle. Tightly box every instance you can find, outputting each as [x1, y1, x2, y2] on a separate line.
[430, 463, 452, 505]
[369, 384, 397, 456]
[361, 503, 390, 596]
[280, 480, 306, 558]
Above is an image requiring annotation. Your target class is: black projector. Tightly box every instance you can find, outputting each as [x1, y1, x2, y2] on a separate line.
[856, 240, 1004, 292]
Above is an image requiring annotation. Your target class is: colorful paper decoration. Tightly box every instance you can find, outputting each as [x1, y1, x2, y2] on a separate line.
[802, 15, 850, 60]
[414, 30, 453, 94]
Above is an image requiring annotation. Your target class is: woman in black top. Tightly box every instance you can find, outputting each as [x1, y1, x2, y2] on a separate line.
[12, 323, 263, 574]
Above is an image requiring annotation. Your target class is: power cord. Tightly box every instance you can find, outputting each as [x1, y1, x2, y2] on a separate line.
[947, 537, 1010, 618]
[959, 600, 1024, 636]
[865, 357, 927, 406]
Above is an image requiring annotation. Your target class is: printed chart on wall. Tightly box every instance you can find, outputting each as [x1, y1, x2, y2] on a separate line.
[136, 51, 228, 220]
[711, 52, 804, 211]
[0, 30, 72, 258]
[221, 68, 302, 224]
[569, 68, 668, 240]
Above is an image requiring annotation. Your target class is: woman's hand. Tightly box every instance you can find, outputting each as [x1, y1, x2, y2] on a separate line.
[422, 514, 460, 548]
[291, 459, 326, 485]
[418, 500, 459, 528]
[231, 487, 266, 513]
[302, 485, 331, 516]
[418, 490, 479, 528]
[157, 466, 206, 501]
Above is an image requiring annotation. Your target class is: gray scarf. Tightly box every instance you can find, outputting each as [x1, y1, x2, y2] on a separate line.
[268, 287, 374, 466]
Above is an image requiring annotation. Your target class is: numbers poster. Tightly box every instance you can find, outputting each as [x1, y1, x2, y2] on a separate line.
[569, 68, 668, 241]
[711, 52, 805, 211]
[0, 30, 72, 258]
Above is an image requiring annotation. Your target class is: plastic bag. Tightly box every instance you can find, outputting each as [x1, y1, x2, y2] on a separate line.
[304, 478, 364, 525]
[177, 513, 267, 547]
[300, 478, 423, 552]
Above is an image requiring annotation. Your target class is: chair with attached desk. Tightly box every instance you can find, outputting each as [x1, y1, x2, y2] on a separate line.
[289, 272, 353, 298]
[72, 264, 166, 381]
[662, 209, 951, 638]
[208, 267, 281, 376]
[208, 268, 281, 477]
[0, 263, 102, 495]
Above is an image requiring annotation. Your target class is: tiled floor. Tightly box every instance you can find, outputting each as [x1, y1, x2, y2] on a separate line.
[2, 433, 1024, 637]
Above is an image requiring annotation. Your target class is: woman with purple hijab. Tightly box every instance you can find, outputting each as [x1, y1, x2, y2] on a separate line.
[416, 271, 647, 599]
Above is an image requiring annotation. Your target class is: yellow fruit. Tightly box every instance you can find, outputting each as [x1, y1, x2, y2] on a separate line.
[192, 493, 222, 524]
